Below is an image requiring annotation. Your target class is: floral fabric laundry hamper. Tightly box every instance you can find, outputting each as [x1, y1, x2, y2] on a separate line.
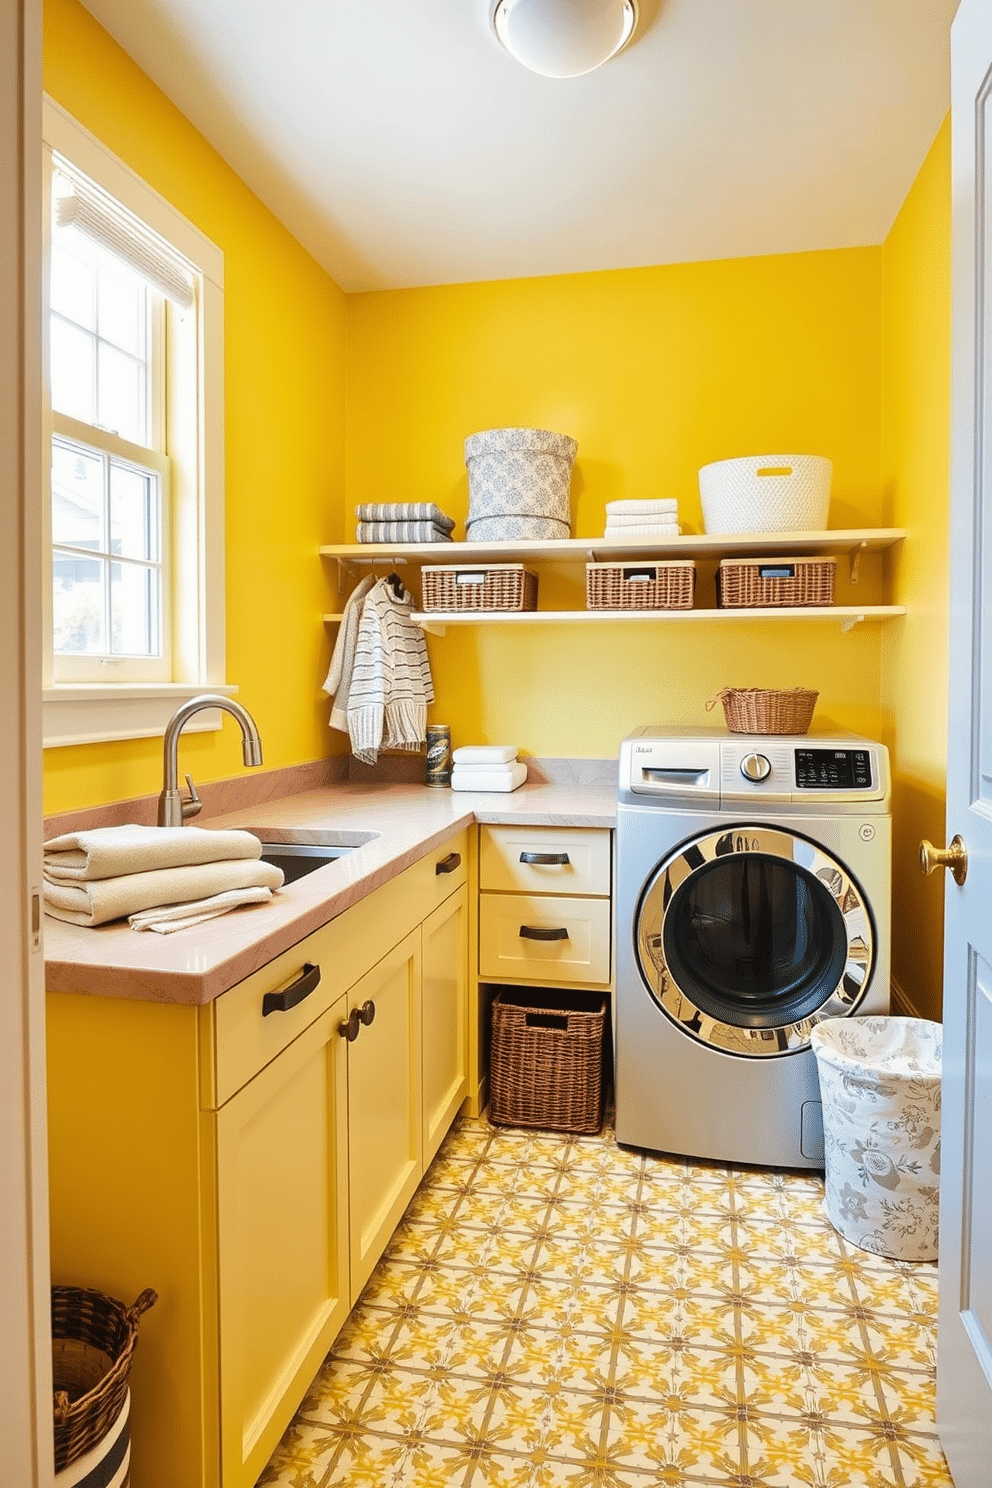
[810, 1016, 941, 1261]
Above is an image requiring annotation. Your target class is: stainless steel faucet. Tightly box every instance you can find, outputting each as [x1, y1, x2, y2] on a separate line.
[158, 694, 263, 827]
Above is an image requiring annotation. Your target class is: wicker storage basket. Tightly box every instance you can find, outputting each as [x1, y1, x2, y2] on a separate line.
[421, 564, 538, 612]
[52, 1285, 157, 1474]
[586, 560, 695, 611]
[707, 688, 819, 735]
[716, 557, 836, 608]
[489, 988, 606, 1135]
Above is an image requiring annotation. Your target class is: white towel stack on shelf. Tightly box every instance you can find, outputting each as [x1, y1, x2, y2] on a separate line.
[355, 503, 456, 544]
[451, 744, 527, 793]
[603, 499, 680, 540]
[42, 824, 284, 931]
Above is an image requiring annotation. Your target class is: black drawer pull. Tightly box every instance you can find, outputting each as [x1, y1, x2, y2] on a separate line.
[519, 925, 570, 941]
[519, 851, 570, 865]
[337, 999, 376, 1042]
[436, 852, 461, 874]
[262, 962, 320, 1017]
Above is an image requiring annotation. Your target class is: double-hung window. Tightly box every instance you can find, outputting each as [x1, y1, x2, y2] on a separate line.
[42, 99, 228, 748]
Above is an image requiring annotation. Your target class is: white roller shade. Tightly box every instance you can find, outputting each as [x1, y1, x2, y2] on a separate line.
[53, 160, 196, 310]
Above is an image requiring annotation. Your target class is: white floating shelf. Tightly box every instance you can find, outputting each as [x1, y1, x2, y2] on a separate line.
[324, 605, 906, 635]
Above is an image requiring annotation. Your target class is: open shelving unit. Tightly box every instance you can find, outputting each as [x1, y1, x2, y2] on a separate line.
[320, 527, 906, 634]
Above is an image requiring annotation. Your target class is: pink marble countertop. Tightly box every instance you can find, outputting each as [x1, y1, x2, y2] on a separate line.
[43, 780, 617, 1006]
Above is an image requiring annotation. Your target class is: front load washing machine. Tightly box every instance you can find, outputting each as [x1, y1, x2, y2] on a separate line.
[614, 726, 890, 1168]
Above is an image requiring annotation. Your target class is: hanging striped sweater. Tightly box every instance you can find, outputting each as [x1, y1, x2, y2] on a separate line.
[346, 578, 434, 764]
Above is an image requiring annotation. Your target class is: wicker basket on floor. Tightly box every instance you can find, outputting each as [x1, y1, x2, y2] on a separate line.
[489, 988, 606, 1135]
[707, 687, 819, 735]
[52, 1285, 157, 1473]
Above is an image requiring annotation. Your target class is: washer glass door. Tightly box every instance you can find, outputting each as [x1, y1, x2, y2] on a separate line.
[636, 826, 874, 1056]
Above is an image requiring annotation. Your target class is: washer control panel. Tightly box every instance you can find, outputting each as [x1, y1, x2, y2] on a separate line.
[795, 748, 873, 790]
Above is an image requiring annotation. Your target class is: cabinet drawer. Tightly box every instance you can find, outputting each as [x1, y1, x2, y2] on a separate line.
[202, 829, 468, 1108]
[479, 893, 612, 985]
[479, 825, 611, 896]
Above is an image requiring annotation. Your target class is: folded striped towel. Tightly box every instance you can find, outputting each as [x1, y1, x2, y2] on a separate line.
[605, 499, 679, 515]
[43, 823, 262, 882]
[44, 857, 284, 928]
[355, 503, 455, 532]
[451, 744, 518, 765]
[129, 886, 274, 934]
[451, 762, 528, 793]
[356, 521, 453, 543]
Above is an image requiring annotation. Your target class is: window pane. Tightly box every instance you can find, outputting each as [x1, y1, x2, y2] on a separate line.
[97, 261, 145, 359]
[51, 440, 104, 551]
[97, 341, 146, 444]
[50, 316, 95, 425]
[53, 551, 106, 654]
[110, 462, 158, 562]
[111, 561, 159, 656]
[50, 241, 95, 330]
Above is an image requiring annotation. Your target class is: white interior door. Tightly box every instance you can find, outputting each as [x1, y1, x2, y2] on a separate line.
[937, 0, 992, 1479]
[0, 0, 51, 1481]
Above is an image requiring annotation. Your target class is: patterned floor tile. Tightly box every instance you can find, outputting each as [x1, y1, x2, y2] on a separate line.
[257, 1117, 953, 1488]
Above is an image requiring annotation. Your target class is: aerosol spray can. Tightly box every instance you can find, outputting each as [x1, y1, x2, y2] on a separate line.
[425, 724, 452, 787]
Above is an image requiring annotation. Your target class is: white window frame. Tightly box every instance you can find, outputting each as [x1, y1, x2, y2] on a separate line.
[42, 97, 233, 747]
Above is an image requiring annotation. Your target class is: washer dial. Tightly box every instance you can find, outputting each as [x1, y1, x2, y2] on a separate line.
[740, 752, 772, 783]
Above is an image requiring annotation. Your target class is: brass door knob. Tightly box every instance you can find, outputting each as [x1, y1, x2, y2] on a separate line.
[920, 835, 968, 886]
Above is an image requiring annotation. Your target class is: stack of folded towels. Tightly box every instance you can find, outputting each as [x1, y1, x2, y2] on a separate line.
[603, 498, 680, 539]
[356, 503, 456, 544]
[43, 824, 284, 933]
[451, 745, 527, 793]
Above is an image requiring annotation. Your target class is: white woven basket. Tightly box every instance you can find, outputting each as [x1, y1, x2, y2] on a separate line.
[699, 454, 831, 534]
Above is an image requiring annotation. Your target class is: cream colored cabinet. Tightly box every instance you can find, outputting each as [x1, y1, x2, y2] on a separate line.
[46, 828, 470, 1488]
[209, 994, 350, 1488]
[478, 824, 613, 989]
[345, 929, 424, 1299]
[422, 883, 469, 1167]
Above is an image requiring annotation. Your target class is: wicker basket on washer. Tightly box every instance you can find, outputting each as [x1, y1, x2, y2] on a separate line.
[586, 560, 695, 610]
[489, 988, 606, 1134]
[52, 1284, 157, 1473]
[421, 564, 538, 612]
[716, 557, 836, 608]
[707, 688, 819, 735]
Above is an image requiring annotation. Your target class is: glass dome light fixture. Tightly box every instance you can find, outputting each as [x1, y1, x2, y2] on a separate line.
[491, 0, 638, 79]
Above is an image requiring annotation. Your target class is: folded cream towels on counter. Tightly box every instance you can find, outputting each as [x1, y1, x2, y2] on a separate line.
[451, 762, 528, 793]
[43, 857, 284, 928]
[129, 886, 274, 935]
[43, 823, 263, 882]
[451, 744, 518, 765]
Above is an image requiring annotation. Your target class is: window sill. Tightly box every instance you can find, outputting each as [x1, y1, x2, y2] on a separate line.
[42, 683, 239, 748]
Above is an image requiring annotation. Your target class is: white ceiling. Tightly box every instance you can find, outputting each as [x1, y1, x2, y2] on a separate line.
[79, 0, 959, 293]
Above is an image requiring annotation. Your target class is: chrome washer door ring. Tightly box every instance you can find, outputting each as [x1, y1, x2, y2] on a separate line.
[635, 825, 875, 1058]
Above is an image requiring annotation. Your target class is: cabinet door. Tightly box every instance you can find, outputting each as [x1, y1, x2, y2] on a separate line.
[347, 929, 423, 1299]
[422, 884, 469, 1168]
[212, 999, 349, 1488]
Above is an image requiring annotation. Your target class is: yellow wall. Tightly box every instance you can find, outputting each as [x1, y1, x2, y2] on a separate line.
[42, 0, 348, 815]
[880, 118, 952, 1021]
[347, 249, 888, 753]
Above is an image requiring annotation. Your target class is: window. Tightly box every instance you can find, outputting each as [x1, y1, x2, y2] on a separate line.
[42, 99, 230, 747]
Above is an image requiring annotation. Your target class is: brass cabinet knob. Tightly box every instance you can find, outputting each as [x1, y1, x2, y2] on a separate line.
[920, 835, 968, 886]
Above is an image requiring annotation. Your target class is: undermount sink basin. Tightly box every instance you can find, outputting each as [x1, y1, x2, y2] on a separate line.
[246, 828, 378, 886]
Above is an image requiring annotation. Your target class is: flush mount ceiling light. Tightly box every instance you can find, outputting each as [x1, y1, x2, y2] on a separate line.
[491, 0, 638, 79]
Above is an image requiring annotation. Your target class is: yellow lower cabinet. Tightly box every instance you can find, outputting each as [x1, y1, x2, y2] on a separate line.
[346, 928, 424, 1300]
[209, 997, 350, 1488]
[422, 882, 469, 1168]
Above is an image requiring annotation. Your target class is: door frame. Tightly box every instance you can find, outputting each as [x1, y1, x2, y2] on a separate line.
[0, 0, 52, 1480]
